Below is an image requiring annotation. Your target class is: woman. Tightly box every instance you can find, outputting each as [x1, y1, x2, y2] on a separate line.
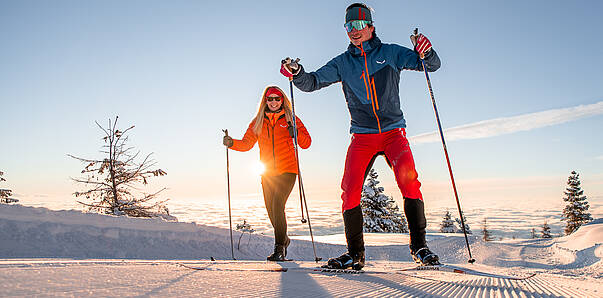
[223, 85, 311, 261]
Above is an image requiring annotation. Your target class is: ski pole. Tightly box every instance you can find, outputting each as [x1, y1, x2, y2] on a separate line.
[223, 129, 236, 260]
[289, 83, 307, 225]
[287, 74, 321, 262]
[413, 28, 475, 264]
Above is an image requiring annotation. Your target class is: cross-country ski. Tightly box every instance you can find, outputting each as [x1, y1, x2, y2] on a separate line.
[178, 261, 537, 280]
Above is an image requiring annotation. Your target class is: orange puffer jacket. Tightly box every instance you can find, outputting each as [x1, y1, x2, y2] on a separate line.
[231, 111, 311, 176]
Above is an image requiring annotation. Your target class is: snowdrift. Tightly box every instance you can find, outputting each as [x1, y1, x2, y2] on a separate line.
[0, 204, 601, 279]
[0, 204, 341, 260]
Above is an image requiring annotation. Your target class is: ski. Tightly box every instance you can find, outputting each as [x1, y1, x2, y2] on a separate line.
[178, 263, 288, 272]
[394, 264, 537, 280]
[178, 262, 536, 280]
[178, 263, 365, 274]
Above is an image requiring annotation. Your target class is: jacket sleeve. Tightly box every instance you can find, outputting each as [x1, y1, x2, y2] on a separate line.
[294, 117, 311, 149]
[394, 44, 441, 72]
[292, 57, 341, 92]
[230, 120, 258, 152]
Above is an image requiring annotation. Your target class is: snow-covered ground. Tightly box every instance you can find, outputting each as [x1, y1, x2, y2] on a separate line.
[0, 204, 601, 297]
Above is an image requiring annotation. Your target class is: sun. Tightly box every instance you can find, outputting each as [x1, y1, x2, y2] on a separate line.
[251, 160, 265, 176]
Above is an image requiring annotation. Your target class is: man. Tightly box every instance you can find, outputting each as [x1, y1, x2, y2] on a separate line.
[281, 3, 441, 269]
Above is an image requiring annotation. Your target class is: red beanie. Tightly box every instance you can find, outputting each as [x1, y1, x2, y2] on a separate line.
[265, 87, 283, 98]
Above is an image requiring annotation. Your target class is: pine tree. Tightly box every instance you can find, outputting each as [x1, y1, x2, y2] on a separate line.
[481, 218, 493, 241]
[69, 116, 170, 218]
[440, 211, 457, 233]
[541, 221, 552, 238]
[0, 171, 18, 204]
[360, 169, 408, 233]
[455, 211, 472, 234]
[530, 228, 538, 239]
[562, 171, 593, 235]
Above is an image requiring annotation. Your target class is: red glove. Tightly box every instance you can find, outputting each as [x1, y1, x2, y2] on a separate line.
[280, 57, 301, 78]
[414, 34, 432, 56]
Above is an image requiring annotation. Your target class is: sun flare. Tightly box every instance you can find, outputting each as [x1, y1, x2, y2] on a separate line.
[251, 160, 265, 176]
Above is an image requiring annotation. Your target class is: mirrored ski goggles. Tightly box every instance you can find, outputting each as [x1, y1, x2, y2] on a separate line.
[344, 20, 372, 32]
[266, 96, 282, 102]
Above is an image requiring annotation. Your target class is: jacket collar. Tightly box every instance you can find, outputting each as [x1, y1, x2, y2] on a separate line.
[264, 110, 286, 121]
[347, 35, 382, 56]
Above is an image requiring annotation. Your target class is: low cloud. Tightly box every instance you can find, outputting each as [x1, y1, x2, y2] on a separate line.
[410, 101, 603, 144]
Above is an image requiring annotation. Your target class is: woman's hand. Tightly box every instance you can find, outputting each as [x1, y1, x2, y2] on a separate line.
[223, 136, 234, 147]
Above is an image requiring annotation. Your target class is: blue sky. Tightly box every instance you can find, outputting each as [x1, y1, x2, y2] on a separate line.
[1, 1, 602, 211]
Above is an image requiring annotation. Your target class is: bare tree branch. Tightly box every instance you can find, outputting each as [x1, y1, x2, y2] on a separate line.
[69, 116, 170, 218]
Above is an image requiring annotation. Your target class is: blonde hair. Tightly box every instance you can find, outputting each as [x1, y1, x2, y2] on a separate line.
[252, 86, 294, 135]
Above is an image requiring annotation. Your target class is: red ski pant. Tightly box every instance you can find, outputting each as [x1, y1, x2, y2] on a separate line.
[341, 128, 422, 211]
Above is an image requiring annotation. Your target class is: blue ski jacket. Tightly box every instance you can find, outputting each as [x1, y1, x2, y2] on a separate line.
[292, 35, 441, 134]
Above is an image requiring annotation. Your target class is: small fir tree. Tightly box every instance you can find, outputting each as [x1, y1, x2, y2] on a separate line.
[530, 228, 538, 239]
[541, 221, 552, 239]
[440, 210, 457, 233]
[562, 171, 593, 235]
[455, 211, 472, 234]
[235, 220, 255, 250]
[69, 116, 169, 218]
[481, 218, 494, 241]
[0, 171, 18, 204]
[360, 169, 408, 233]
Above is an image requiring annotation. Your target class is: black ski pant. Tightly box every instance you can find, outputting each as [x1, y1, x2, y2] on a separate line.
[404, 197, 427, 251]
[261, 172, 296, 246]
[343, 205, 365, 256]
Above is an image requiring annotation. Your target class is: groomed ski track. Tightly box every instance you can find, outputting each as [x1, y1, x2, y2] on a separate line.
[0, 259, 598, 297]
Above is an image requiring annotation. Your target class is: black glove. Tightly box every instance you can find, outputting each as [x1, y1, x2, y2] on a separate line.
[287, 122, 296, 138]
[223, 136, 233, 147]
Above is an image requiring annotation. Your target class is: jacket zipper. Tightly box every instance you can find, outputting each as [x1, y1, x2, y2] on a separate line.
[359, 42, 382, 133]
[266, 113, 288, 174]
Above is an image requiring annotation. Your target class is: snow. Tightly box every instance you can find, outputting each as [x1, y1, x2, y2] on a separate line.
[556, 218, 603, 257]
[0, 204, 601, 297]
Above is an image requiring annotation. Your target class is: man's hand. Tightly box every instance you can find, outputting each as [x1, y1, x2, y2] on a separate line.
[410, 33, 432, 58]
[223, 136, 233, 147]
[280, 57, 301, 78]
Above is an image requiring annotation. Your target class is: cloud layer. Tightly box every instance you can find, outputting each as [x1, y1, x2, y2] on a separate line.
[409, 101, 603, 144]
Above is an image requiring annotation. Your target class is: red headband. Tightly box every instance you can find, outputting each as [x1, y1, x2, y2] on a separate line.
[265, 87, 283, 98]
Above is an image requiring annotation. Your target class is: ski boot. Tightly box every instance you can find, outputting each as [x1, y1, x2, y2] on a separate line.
[267, 237, 290, 261]
[410, 246, 440, 266]
[322, 251, 365, 270]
